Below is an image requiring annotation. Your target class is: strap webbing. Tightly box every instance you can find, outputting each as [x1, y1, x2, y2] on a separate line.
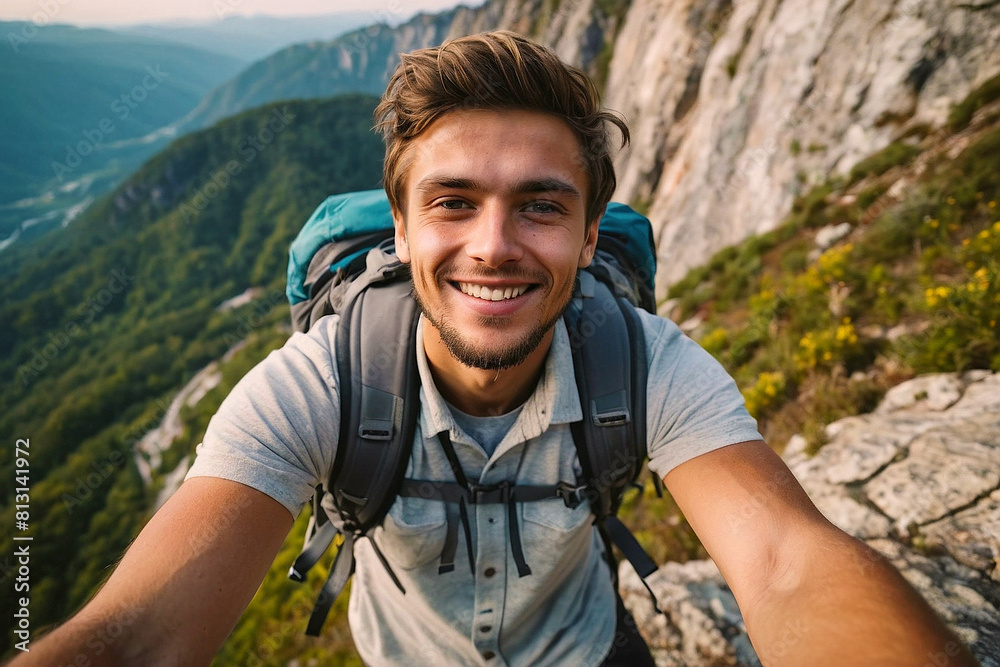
[507, 491, 531, 577]
[367, 534, 406, 595]
[289, 518, 338, 582]
[305, 532, 357, 636]
[439, 502, 459, 574]
[396, 479, 581, 505]
[458, 496, 475, 575]
[604, 516, 661, 610]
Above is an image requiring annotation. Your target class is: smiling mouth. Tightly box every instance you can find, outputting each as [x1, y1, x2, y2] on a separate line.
[457, 282, 533, 301]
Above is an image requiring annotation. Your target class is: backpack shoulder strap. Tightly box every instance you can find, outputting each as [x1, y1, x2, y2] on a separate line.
[290, 246, 423, 635]
[565, 271, 647, 517]
[330, 249, 422, 531]
[564, 271, 662, 604]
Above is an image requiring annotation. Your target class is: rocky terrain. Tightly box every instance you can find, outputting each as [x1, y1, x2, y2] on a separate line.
[621, 371, 1000, 665]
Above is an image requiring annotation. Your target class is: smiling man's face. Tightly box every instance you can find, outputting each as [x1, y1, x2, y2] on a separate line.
[394, 108, 600, 372]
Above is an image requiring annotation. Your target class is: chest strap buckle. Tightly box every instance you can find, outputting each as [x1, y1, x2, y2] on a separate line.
[556, 482, 588, 509]
[467, 480, 511, 504]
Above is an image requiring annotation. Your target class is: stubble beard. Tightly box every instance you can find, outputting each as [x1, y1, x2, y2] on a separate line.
[411, 277, 575, 372]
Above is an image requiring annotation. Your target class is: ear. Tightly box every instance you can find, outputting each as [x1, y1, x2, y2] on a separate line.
[577, 215, 601, 268]
[393, 210, 410, 263]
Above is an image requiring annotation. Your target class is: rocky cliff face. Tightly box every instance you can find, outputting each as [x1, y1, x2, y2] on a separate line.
[180, 0, 1000, 295]
[603, 0, 1000, 293]
[621, 371, 1000, 665]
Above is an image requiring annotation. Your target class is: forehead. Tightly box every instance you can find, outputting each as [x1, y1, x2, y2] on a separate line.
[401, 108, 587, 194]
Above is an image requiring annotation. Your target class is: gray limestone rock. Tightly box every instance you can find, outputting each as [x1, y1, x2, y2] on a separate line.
[627, 371, 1000, 666]
[864, 431, 1000, 531]
[877, 372, 966, 413]
[923, 489, 1000, 582]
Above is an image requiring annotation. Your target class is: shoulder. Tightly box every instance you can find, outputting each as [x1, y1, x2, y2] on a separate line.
[633, 308, 762, 477]
[632, 307, 712, 374]
[184, 314, 345, 517]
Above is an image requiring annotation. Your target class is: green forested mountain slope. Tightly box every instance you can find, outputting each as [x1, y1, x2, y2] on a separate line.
[0, 94, 383, 659]
[0, 22, 247, 210]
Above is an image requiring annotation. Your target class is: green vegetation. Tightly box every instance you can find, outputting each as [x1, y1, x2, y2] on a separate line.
[848, 141, 922, 184]
[947, 71, 1000, 131]
[668, 118, 1000, 452]
[0, 94, 384, 660]
[591, 0, 633, 93]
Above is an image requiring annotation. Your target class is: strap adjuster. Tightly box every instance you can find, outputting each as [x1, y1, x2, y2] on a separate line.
[467, 481, 511, 504]
[556, 482, 588, 508]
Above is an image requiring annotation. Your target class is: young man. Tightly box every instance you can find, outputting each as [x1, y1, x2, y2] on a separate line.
[11, 32, 978, 667]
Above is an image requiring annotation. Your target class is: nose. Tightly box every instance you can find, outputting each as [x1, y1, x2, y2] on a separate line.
[465, 203, 522, 268]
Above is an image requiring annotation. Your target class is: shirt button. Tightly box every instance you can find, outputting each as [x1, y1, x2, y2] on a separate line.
[484, 567, 497, 577]
[482, 651, 496, 660]
[480, 625, 492, 633]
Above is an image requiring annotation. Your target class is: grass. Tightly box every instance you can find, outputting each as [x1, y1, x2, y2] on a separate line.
[947, 72, 1000, 131]
[848, 141, 922, 184]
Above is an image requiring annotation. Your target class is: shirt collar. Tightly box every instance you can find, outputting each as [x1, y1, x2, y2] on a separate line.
[415, 316, 582, 447]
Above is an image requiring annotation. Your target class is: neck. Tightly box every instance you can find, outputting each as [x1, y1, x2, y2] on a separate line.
[422, 319, 554, 417]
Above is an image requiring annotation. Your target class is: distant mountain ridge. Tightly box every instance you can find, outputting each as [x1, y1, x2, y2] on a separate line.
[118, 12, 378, 63]
[0, 21, 247, 241]
[174, 0, 622, 133]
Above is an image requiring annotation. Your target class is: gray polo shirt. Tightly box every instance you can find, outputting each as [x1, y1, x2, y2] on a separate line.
[185, 310, 761, 666]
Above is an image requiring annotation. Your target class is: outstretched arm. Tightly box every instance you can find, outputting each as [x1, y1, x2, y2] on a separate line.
[665, 439, 979, 666]
[6, 477, 293, 667]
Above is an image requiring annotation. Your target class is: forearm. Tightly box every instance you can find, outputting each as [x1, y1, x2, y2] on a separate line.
[5, 479, 292, 667]
[744, 530, 979, 666]
[6, 605, 150, 667]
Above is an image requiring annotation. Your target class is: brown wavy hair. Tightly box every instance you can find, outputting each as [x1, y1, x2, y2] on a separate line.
[374, 30, 629, 223]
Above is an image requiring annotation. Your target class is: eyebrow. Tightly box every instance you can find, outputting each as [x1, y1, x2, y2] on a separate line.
[415, 176, 581, 199]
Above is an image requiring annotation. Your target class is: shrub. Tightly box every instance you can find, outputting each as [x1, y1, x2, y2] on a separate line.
[849, 142, 922, 184]
[742, 371, 788, 418]
[948, 72, 1000, 131]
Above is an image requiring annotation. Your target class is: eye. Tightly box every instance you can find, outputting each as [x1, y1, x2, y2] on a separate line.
[524, 201, 559, 214]
[440, 199, 471, 210]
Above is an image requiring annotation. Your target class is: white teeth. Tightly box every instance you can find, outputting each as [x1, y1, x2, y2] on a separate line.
[459, 283, 528, 301]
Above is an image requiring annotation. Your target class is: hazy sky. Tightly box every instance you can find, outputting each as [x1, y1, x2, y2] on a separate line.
[0, 0, 472, 26]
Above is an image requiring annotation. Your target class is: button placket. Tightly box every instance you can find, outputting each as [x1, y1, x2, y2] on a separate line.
[470, 452, 516, 664]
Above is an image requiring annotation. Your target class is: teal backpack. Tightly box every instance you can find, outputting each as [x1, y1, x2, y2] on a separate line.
[285, 189, 662, 635]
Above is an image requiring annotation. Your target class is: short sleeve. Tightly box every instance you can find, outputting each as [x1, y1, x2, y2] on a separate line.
[640, 312, 763, 479]
[184, 316, 342, 518]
